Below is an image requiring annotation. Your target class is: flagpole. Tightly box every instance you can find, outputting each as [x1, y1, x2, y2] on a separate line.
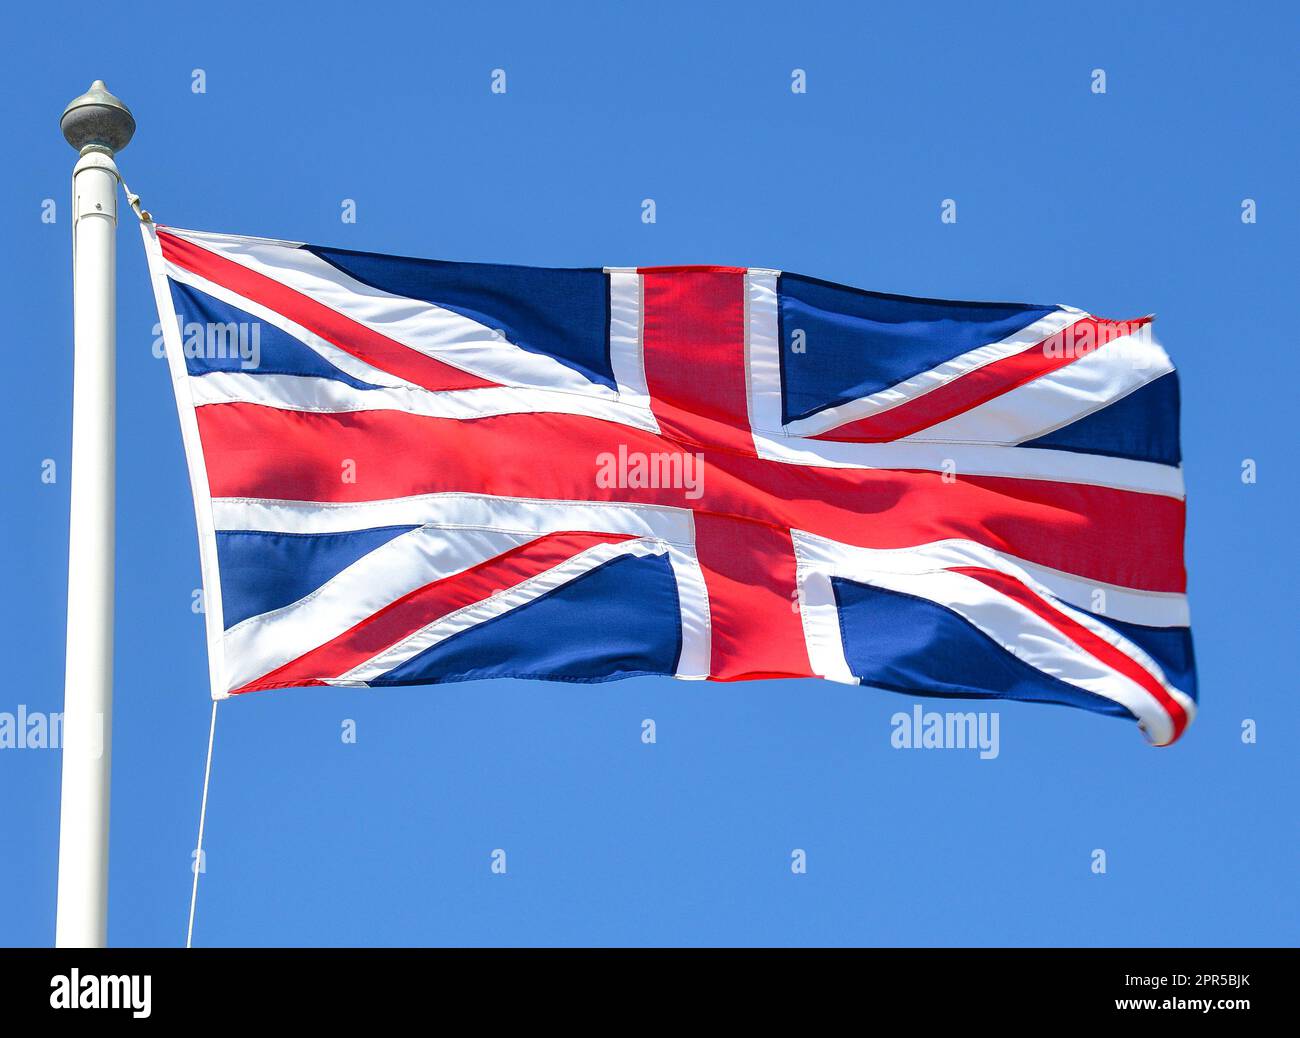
[55, 81, 134, 948]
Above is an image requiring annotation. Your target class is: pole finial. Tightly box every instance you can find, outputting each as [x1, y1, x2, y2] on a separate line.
[61, 80, 135, 156]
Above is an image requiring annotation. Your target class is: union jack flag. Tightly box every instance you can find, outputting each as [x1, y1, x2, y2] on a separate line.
[143, 225, 1196, 745]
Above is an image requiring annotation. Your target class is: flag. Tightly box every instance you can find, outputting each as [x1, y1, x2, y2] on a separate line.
[142, 225, 1196, 745]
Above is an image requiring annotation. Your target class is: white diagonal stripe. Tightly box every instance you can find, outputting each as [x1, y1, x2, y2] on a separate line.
[779, 307, 1085, 437]
[790, 530, 1191, 746]
[164, 261, 417, 390]
[903, 330, 1174, 445]
[791, 534, 1188, 626]
[189, 371, 659, 432]
[210, 492, 698, 545]
[331, 538, 670, 685]
[165, 227, 615, 398]
[223, 524, 535, 692]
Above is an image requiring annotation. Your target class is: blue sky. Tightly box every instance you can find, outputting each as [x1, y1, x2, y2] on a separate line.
[1, 0, 1296, 946]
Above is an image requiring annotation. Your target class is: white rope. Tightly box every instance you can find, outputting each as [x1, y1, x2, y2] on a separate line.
[186, 700, 219, 948]
[117, 174, 152, 224]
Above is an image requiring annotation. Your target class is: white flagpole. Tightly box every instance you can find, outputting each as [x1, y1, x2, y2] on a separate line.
[55, 81, 134, 948]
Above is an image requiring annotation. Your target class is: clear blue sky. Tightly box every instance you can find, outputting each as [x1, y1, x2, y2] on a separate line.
[1, 0, 1295, 947]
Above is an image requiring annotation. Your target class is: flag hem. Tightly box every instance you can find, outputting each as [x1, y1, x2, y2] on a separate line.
[141, 222, 232, 700]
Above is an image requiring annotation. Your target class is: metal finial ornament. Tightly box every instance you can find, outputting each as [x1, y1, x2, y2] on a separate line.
[60, 80, 136, 155]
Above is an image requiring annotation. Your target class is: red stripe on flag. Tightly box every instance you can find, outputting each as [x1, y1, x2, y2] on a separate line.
[950, 565, 1190, 743]
[814, 318, 1152, 442]
[195, 403, 1187, 593]
[636, 268, 809, 676]
[694, 515, 812, 679]
[639, 267, 755, 454]
[235, 531, 636, 693]
[158, 230, 497, 392]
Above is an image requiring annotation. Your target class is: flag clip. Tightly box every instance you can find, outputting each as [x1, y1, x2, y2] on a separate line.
[119, 176, 152, 224]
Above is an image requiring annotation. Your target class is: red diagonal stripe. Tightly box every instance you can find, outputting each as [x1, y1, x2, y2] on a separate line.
[235, 530, 637, 693]
[950, 565, 1189, 743]
[158, 229, 496, 392]
[814, 318, 1151, 442]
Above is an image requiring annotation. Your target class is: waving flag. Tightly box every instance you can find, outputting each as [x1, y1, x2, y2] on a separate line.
[142, 225, 1196, 744]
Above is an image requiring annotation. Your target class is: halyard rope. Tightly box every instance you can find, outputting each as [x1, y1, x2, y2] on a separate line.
[186, 699, 219, 948]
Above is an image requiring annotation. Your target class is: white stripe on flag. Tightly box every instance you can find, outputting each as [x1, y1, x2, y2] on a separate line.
[775, 308, 1085, 437]
[210, 492, 699, 543]
[164, 227, 613, 398]
[903, 330, 1175, 445]
[330, 538, 673, 685]
[189, 371, 659, 431]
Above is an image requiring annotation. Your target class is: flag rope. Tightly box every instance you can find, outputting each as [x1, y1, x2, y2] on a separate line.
[185, 699, 219, 948]
[118, 175, 152, 224]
